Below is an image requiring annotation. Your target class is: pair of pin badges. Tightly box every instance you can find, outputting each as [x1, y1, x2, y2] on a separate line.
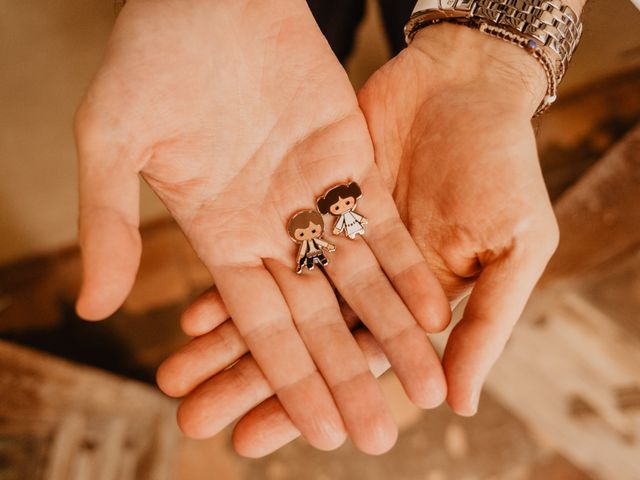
[287, 181, 367, 274]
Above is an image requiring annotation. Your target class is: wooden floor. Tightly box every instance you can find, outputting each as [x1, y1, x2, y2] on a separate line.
[1, 47, 639, 480]
[6, 255, 638, 479]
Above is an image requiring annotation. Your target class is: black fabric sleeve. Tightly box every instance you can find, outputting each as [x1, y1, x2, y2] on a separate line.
[377, 0, 416, 55]
[307, 0, 366, 62]
[307, 0, 415, 61]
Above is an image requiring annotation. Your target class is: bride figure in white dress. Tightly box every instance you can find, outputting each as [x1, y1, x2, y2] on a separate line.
[317, 181, 368, 240]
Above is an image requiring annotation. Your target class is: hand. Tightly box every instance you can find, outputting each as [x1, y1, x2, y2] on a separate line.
[75, 0, 449, 454]
[359, 24, 559, 416]
[158, 288, 392, 457]
[333, 228, 341, 235]
[158, 23, 559, 457]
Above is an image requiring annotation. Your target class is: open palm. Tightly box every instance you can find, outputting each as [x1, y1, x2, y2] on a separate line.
[359, 24, 559, 416]
[157, 24, 560, 457]
[76, 0, 449, 455]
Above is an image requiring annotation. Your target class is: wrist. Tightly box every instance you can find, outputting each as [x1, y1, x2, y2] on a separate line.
[408, 23, 548, 117]
[122, 0, 311, 27]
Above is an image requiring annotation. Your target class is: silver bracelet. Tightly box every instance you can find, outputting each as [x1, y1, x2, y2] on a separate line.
[404, 0, 583, 116]
[479, 22, 559, 116]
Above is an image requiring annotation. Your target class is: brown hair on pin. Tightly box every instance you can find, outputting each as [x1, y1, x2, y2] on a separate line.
[317, 182, 362, 215]
[287, 209, 335, 274]
[287, 210, 325, 240]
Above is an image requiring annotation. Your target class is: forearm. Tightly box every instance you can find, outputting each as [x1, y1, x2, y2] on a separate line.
[117, 0, 313, 39]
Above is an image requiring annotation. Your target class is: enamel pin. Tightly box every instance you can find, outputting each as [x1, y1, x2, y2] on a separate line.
[317, 181, 368, 239]
[287, 210, 336, 274]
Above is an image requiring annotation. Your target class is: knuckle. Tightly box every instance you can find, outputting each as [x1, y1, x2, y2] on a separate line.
[213, 321, 237, 352]
[506, 210, 559, 263]
[73, 101, 100, 144]
[346, 264, 386, 298]
[73, 98, 138, 161]
[297, 305, 340, 329]
[529, 215, 560, 261]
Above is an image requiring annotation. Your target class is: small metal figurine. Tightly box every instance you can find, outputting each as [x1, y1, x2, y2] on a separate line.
[287, 210, 336, 274]
[317, 181, 368, 239]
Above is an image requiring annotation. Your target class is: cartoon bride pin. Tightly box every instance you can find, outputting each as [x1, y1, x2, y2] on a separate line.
[317, 181, 368, 239]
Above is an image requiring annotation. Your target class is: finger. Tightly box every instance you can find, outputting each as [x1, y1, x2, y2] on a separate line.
[360, 169, 451, 332]
[266, 259, 397, 455]
[443, 246, 553, 416]
[75, 134, 141, 321]
[327, 234, 447, 409]
[233, 397, 292, 458]
[232, 328, 390, 458]
[156, 319, 246, 398]
[180, 286, 229, 336]
[158, 297, 366, 401]
[177, 354, 273, 439]
[172, 325, 390, 445]
[211, 264, 346, 451]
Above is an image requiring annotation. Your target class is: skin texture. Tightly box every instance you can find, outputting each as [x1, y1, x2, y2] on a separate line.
[74, 0, 451, 455]
[157, 24, 562, 456]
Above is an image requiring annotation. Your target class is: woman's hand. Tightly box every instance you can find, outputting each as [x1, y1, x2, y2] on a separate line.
[157, 288, 392, 457]
[157, 23, 560, 457]
[75, 0, 449, 454]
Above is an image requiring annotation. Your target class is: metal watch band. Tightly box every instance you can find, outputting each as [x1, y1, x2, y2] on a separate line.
[405, 0, 583, 83]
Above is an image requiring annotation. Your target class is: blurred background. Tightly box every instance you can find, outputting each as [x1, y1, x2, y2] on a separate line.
[1, 0, 639, 479]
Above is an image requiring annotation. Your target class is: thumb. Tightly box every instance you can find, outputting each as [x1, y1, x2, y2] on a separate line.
[442, 236, 556, 416]
[75, 139, 142, 321]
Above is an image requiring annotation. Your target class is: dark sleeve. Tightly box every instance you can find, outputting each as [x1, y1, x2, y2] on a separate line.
[307, 0, 366, 62]
[307, 0, 416, 61]
[377, 0, 416, 55]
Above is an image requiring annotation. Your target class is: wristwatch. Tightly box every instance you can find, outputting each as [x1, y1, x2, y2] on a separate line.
[404, 0, 583, 113]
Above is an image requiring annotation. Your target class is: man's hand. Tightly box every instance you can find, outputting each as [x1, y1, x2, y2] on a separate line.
[75, 0, 449, 455]
[157, 22, 560, 457]
[359, 23, 559, 415]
